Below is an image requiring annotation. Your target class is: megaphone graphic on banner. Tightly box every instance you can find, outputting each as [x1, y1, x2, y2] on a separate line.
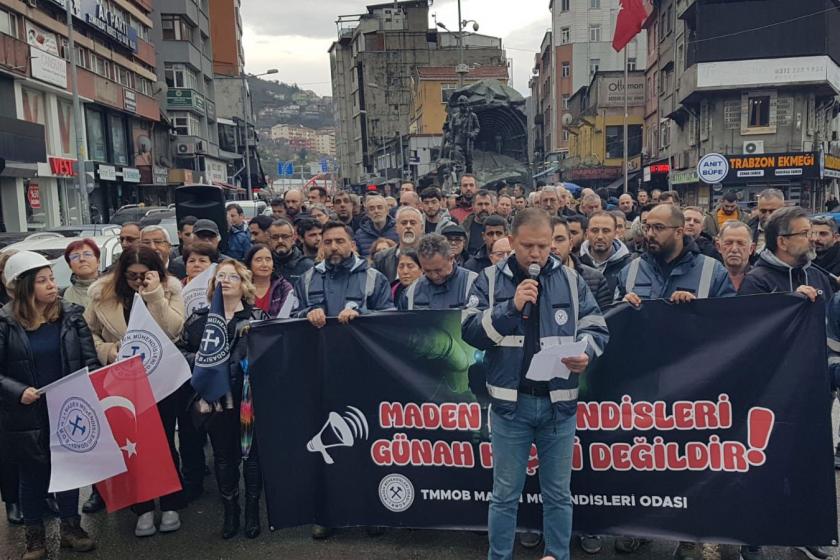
[306, 406, 369, 465]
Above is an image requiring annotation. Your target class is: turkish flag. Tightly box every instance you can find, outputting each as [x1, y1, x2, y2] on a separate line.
[613, 0, 649, 52]
[90, 357, 181, 512]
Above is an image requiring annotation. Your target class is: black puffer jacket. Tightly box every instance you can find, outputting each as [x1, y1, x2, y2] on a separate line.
[570, 254, 612, 311]
[0, 302, 100, 464]
[179, 304, 268, 406]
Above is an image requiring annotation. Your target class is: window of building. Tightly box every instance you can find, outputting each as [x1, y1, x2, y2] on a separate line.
[563, 95, 570, 109]
[589, 58, 600, 76]
[561, 0, 570, 11]
[628, 57, 637, 71]
[748, 95, 770, 128]
[591, 0, 601, 7]
[165, 63, 197, 89]
[605, 125, 642, 159]
[57, 100, 75, 156]
[563, 129, 570, 141]
[561, 62, 570, 78]
[0, 9, 10, 36]
[86, 109, 107, 162]
[441, 84, 457, 103]
[161, 14, 194, 42]
[560, 27, 570, 44]
[171, 112, 201, 136]
[659, 121, 670, 148]
[589, 25, 601, 42]
[110, 115, 129, 166]
[6, 11, 19, 39]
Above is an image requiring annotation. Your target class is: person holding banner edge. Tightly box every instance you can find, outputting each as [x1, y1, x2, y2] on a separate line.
[0, 251, 100, 559]
[180, 259, 268, 539]
[462, 208, 609, 560]
[84, 245, 187, 538]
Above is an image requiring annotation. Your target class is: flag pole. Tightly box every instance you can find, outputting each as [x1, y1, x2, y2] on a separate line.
[623, 46, 629, 194]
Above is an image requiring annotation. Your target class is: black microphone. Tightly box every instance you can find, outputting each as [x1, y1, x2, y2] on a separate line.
[522, 263, 541, 320]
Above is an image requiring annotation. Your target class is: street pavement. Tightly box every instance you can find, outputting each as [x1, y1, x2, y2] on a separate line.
[2, 408, 840, 560]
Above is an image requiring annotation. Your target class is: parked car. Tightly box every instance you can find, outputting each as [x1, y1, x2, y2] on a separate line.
[1, 235, 123, 289]
[109, 204, 168, 225]
[41, 224, 121, 238]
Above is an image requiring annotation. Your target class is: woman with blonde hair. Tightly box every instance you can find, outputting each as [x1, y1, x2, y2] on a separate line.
[180, 259, 267, 539]
[0, 251, 100, 558]
[84, 245, 186, 538]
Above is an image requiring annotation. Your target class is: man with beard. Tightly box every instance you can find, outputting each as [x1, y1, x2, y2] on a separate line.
[269, 218, 314, 284]
[618, 193, 637, 221]
[284, 189, 305, 221]
[703, 191, 748, 237]
[749, 189, 786, 254]
[715, 221, 755, 291]
[683, 207, 722, 261]
[579, 211, 634, 296]
[332, 191, 361, 231]
[616, 204, 734, 306]
[737, 206, 835, 560]
[566, 214, 588, 256]
[464, 215, 508, 273]
[296, 221, 393, 325]
[374, 206, 424, 282]
[811, 215, 840, 277]
[451, 174, 479, 223]
[297, 219, 323, 259]
[397, 234, 478, 311]
[462, 190, 496, 255]
[551, 216, 611, 312]
[739, 206, 834, 298]
[420, 187, 455, 234]
[354, 195, 399, 256]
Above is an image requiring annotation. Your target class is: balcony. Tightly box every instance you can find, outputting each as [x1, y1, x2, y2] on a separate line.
[0, 34, 29, 77]
[167, 88, 206, 114]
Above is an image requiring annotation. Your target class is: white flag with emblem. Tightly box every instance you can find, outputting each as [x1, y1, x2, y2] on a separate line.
[182, 263, 217, 317]
[43, 367, 127, 492]
[120, 293, 191, 402]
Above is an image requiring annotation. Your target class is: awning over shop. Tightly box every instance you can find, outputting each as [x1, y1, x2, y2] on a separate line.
[605, 171, 641, 191]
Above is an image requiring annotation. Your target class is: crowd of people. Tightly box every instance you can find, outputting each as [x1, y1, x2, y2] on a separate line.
[0, 175, 838, 560]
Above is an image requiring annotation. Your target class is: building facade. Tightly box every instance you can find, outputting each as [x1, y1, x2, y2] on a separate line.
[644, 0, 840, 209]
[548, 0, 647, 162]
[329, 0, 507, 184]
[0, 0, 166, 228]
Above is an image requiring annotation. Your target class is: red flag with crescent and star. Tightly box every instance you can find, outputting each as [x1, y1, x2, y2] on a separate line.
[613, 0, 650, 52]
[91, 356, 181, 512]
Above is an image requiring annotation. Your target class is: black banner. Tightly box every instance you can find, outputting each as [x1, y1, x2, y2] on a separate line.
[249, 294, 837, 546]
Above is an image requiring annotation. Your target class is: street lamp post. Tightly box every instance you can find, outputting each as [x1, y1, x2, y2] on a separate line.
[238, 69, 277, 200]
[64, 1, 89, 224]
[436, 0, 479, 88]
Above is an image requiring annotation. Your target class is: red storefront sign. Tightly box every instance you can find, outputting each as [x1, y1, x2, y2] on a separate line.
[49, 156, 76, 177]
[27, 183, 41, 209]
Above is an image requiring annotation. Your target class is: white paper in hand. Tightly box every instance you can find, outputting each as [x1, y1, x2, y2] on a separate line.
[525, 340, 588, 382]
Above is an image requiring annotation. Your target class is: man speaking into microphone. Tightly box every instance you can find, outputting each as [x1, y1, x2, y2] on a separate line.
[463, 207, 610, 560]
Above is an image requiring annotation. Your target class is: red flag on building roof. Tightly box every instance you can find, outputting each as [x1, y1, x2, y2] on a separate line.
[613, 0, 649, 52]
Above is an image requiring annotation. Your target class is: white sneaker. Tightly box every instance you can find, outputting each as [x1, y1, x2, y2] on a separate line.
[135, 511, 156, 537]
[159, 510, 181, 533]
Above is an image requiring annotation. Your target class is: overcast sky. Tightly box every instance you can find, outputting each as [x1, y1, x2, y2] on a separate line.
[241, 0, 551, 97]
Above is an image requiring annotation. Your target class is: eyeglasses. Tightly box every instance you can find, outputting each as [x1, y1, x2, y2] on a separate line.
[270, 233, 293, 241]
[68, 251, 96, 262]
[125, 271, 147, 281]
[215, 272, 242, 283]
[142, 239, 169, 246]
[779, 230, 811, 239]
[641, 223, 679, 234]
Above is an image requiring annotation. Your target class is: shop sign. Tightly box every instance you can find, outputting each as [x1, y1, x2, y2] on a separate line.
[122, 167, 141, 183]
[49, 156, 76, 177]
[823, 153, 840, 179]
[30, 47, 67, 88]
[27, 183, 41, 209]
[167, 89, 205, 112]
[670, 169, 699, 185]
[566, 166, 622, 181]
[44, 0, 138, 52]
[205, 159, 227, 184]
[727, 152, 818, 182]
[153, 166, 169, 185]
[98, 165, 117, 181]
[697, 153, 730, 184]
[124, 90, 137, 113]
[25, 22, 60, 57]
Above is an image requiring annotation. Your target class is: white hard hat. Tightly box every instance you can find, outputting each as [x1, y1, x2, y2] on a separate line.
[4, 251, 51, 286]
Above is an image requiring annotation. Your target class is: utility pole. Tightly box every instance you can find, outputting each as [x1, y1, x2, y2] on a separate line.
[65, 0, 89, 223]
[623, 47, 629, 194]
[242, 76, 252, 200]
[457, 0, 464, 88]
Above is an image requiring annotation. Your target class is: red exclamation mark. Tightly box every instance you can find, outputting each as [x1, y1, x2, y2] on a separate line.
[746, 407, 775, 466]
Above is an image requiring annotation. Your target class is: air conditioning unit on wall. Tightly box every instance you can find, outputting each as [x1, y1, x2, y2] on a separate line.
[176, 142, 195, 155]
[743, 140, 765, 154]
